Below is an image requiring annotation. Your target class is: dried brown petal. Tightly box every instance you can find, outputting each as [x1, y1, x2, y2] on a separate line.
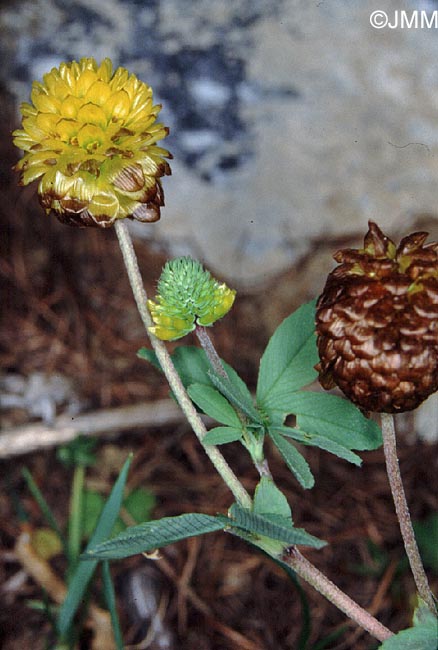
[316, 221, 438, 413]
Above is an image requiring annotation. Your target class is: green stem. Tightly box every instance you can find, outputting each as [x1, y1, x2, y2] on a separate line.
[380, 413, 436, 614]
[283, 548, 393, 642]
[114, 220, 252, 509]
[68, 464, 85, 577]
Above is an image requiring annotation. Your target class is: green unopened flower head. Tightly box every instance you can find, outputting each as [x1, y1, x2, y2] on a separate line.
[148, 257, 236, 340]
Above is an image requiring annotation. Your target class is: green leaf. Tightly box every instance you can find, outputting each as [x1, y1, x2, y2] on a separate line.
[188, 383, 242, 427]
[137, 347, 160, 370]
[22, 468, 66, 551]
[256, 300, 319, 408]
[101, 561, 123, 650]
[274, 426, 363, 466]
[208, 369, 263, 424]
[83, 513, 225, 560]
[379, 600, 438, 649]
[268, 392, 382, 451]
[57, 454, 132, 636]
[203, 426, 243, 445]
[123, 488, 156, 525]
[139, 345, 210, 388]
[414, 513, 438, 573]
[82, 490, 106, 539]
[139, 345, 258, 420]
[82, 487, 156, 540]
[228, 504, 325, 549]
[57, 435, 97, 468]
[269, 428, 315, 489]
[253, 477, 292, 521]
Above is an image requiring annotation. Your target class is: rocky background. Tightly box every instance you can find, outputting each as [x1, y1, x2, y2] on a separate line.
[3, 0, 438, 287]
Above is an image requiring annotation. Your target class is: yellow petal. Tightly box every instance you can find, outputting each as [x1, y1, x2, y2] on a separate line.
[76, 124, 105, 149]
[77, 103, 108, 128]
[109, 67, 129, 92]
[87, 192, 119, 219]
[32, 91, 60, 114]
[71, 174, 98, 201]
[84, 80, 112, 105]
[39, 169, 74, 196]
[35, 112, 60, 134]
[43, 73, 71, 101]
[60, 95, 84, 119]
[57, 118, 80, 141]
[21, 165, 48, 184]
[96, 58, 113, 83]
[105, 90, 131, 120]
[75, 69, 99, 97]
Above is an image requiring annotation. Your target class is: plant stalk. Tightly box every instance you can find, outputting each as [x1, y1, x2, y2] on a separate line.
[195, 325, 228, 379]
[380, 413, 436, 613]
[114, 221, 251, 509]
[283, 548, 393, 642]
[68, 464, 85, 577]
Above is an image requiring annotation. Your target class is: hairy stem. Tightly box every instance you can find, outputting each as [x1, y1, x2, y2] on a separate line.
[381, 413, 436, 613]
[114, 221, 251, 509]
[283, 548, 393, 642]
[195, 325, 228, 379]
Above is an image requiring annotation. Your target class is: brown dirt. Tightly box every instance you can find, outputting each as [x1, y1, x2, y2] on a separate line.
[1, 87, 437, 650]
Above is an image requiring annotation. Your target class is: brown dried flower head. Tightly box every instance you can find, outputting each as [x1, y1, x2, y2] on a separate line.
[316, 221, 438, 413]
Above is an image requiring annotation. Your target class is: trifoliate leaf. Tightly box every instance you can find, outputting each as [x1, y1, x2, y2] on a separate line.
[257, 301, 319, 408]
[202, 426, 243, 445]
[268, 428, 315, 489]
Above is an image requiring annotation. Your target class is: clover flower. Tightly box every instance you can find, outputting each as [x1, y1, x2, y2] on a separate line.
[148, 257, 236, 340]
[13, 57, 171, 227]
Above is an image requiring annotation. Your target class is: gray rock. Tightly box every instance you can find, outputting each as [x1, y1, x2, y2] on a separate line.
[3, 0, 438, 286]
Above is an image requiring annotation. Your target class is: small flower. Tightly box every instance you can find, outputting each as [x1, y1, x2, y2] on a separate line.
[13, 57, 171, 227]
[316, 221, 438, 413]
[148, 257, 236, 340]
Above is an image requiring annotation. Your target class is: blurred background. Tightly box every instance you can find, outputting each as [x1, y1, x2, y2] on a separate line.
[1, 1, 438, 648]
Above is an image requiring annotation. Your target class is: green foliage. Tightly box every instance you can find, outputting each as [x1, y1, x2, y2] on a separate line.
[414, 513, 438, 573]
[257, 303, 382, 483]
[378, 600, 438, 649]
[140, 301, 383, 491]
[270, 391, 381, 450]
[268, 428, 314, 488]
[202, 426, 243, 445]
[256, 300, 319, 405]
[84, 513, 225, 560]
[228, 503, 325, 550]
[188, 383, 242, 427]
[22, 467, 66, 550]
[84, 500, 324, 563]
[207, 369, 263, 423]
[253, 476, 292, 521]
[57, 435, 98, 468]
[82, 486, 155, 538]
[57, 454, 132, 636]
[101, 561, 123, 650]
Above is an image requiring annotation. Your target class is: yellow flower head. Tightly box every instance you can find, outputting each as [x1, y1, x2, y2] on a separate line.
[148, 257, 236, 341]
[13, 57, 171, 227]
